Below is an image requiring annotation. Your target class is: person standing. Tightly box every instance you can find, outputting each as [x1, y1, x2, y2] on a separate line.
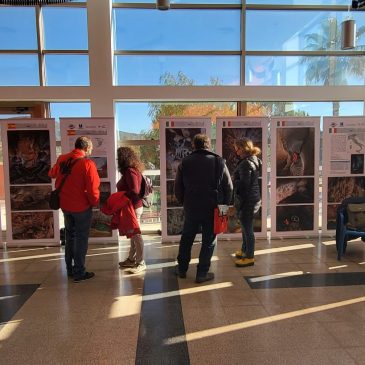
[49, 136, 100, 282]
[174, 134, 233, 283]
[233, 137, 262, 267]
[116, 147, 146, 274]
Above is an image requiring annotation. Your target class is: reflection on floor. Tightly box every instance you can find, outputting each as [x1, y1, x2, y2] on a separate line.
[0, 235, 365, 365]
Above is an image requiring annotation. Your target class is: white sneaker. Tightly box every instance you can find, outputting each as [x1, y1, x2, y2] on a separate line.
[127, 261, 146, 274]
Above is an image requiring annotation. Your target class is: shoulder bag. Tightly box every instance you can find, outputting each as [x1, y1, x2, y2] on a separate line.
[49, 158, 83, 210]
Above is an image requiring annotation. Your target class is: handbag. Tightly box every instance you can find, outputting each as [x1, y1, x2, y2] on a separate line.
[49, 157, 83, 210]
[213, 156, 228, 234]
[214, 204, 229, 234]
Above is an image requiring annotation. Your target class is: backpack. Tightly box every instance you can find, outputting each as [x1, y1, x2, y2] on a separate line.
[140, 174, 154, 208]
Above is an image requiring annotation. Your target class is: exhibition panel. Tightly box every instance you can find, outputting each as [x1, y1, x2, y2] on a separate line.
[60, 117, 118, 243]
[270, 117, 320, 238]
[159, 117, 211, 242]
[322, 116, 365, 234]
[215, 116, 269, 239]
[0, 118, 59, 246]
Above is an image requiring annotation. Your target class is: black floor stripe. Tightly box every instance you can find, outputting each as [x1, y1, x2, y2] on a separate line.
[0, 284, 40, 325]
[136, 259, 189, 365]
[245, 272, 365, 289]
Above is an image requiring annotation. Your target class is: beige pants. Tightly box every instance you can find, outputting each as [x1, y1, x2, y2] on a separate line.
[128, 207, 144, 264]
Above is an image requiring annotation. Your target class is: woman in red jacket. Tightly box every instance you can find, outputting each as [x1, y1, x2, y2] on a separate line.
[117, 147, 146, 274]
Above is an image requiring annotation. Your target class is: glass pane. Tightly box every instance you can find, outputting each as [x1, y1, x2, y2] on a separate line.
[246, 101, 364, 117]
[247, 1, 348, 4]
[0, 7, 37, 50]
[45, 55, 89, 86]
[49, 102, 91, 121]
[0, 55, 39, 86]
[42, 8, 88, 50]
[115, 55, 240, 85]
[246, 10, 365, 51]
[246, 56, 365, 86]
[113, 9, 240, 51]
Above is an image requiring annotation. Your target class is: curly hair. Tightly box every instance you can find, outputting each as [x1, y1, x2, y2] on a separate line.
[117, 147, 144, 173]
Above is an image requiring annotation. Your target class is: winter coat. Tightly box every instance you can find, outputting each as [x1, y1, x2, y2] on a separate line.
[233, 155, 262, 215]
[101, 191, 141, 238]
[48, 149, 100, 212]
[174, 149, 233, 220]
[116, 167, 143, 209]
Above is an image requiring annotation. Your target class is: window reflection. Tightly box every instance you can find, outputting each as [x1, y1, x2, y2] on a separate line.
[246, 56, 365, 86]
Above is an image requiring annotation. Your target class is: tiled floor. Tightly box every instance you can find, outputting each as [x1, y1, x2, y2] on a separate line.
[0, 235, 365, 364]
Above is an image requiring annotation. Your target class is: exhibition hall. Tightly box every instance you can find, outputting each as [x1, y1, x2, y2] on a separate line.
[0, 1, 364, 364]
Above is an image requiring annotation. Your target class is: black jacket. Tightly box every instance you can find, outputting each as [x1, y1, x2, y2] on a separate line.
[233, 155, 262, 213]
[174, 149, 233, 220]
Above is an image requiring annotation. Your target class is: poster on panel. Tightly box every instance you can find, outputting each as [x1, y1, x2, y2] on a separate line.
[1, 118, 59, 246]
[60, 118, 117, 243]
[322, 117, 365, 235]
[160, 117, 211, 242]
[215, 117, 269, 239]
[270, 117, 320, 238]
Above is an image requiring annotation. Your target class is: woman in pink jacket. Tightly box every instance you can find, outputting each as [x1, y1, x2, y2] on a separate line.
[116, 147, 146, 274]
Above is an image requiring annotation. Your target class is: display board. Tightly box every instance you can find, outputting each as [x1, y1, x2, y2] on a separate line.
[270, 117, 320, 238]
[1, 118, 59, 246]
[215, 117, 269, 239]
[60, 118, 117, 243]
[322, 117, 365, 235]
[160, 117, 211, 242]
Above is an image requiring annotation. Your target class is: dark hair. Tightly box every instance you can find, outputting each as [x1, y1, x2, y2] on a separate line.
[75, 136, 92, 150]
[117, 147, 144, 173]
[192, 134, 211, 150]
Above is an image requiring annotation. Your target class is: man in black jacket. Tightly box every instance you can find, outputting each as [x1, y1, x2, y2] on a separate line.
[174, 134, 233, 283]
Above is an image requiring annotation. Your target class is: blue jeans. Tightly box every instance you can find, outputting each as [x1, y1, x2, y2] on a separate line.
[177, 212, 216, 277]
[239, 212, 255, 259]
[63, 207, 92, 279]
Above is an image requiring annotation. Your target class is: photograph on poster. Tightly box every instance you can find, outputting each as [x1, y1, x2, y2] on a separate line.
[99, 182, 111, 208]
[167, 208, 184, 236]
[276, 205, 314, 231]
[166, 180, 181, 208]
[10, 185, 52, 211]
[221, 207, 262, 234]
[348, 133, 365, 154]
[327, 176, 365, 203]
[276, 127, 314, 176]
[8, 130, 51, 184]
[350, 154, 364, 174]
[327, 204, 339, 230]
[90, 157, 108, 178]
[222, 128, 262, 175]
[276, 178, 314, 204]
[166, 128, 204, 179]
[90, 210, 112, 237]
[11, 211, 54, 239]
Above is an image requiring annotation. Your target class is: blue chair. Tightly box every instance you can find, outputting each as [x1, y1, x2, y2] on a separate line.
[336, 199, 365, 260]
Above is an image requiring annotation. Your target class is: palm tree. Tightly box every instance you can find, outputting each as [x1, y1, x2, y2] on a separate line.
[301, 17, 365, 115]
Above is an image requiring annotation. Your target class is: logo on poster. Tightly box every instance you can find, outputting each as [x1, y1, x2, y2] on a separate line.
[68, 124, 75, 129]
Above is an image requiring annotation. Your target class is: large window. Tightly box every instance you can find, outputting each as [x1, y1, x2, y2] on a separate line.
[113, 6, 241, 86]
[0, 4, 88, 86]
